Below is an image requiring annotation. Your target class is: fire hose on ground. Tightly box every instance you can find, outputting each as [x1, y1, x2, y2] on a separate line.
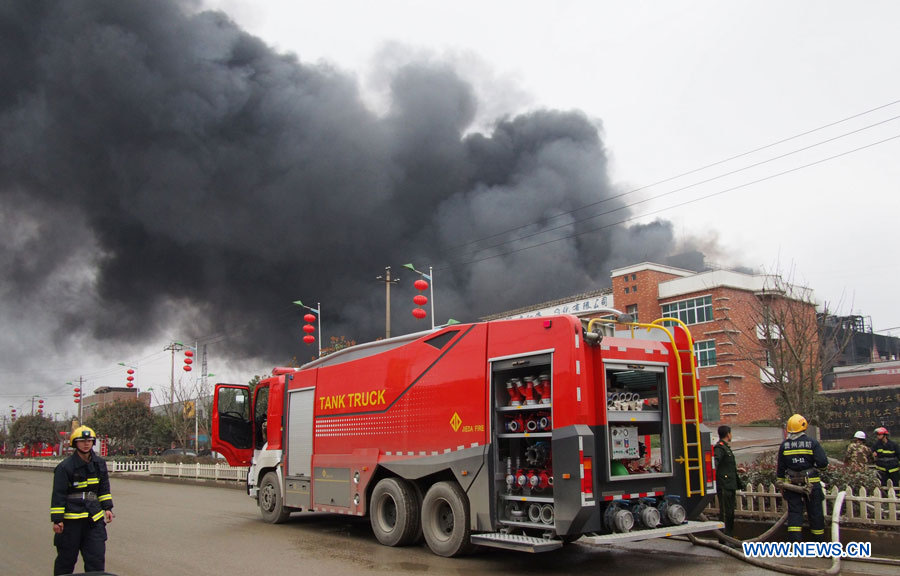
[685, 485, 900, 574]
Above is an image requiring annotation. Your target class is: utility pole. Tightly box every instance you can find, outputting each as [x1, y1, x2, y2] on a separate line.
[376, 266, 400, 338]
[164, 342, 185, 405]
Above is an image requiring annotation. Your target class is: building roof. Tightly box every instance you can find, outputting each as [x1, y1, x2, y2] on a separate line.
[610, 262, 696, 278]
[481, 288, 613, 321]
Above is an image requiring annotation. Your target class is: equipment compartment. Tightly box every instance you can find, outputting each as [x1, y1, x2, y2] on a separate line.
[490, 353, 555, 528]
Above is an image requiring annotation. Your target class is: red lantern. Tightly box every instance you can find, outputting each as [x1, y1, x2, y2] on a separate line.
[127, 369, 135, 375]
[183, 365, 192, 372]
[126, 382, 134, 388]
[73, 387, 80, 393]
[184, 358, 193, 365]
[303, 324, 315, 333]
[127, 376, 134, 381]
[73, 393, 79, 398]
[303, 334, 315, 344]
[412, 308, 427, 319]
[185, 350, 194, 357]
[304, 313, 316, 323]
[413, 294, 428, 306]
[74, 399, 80, 404]
[414, 279, 429, 291]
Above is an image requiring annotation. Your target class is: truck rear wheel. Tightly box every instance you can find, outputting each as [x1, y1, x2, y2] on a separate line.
[259, 471, 290, 524]
[370, 477, 420, 546]
[421, 481, 476, 557]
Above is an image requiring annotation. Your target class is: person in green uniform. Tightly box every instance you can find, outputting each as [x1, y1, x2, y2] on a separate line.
[714, 425, 744, 536]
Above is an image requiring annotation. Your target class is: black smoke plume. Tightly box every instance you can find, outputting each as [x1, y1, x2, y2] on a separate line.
[0, 0, 708, 371]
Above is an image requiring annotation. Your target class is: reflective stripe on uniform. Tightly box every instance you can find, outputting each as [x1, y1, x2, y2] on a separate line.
[91, 510, 105, 522]
[783, 449, 814, 456]
[787, 526, 802, 532]
[63, 512, 89, 520]
[50, 507, 65, 514]
[811, 529, 825, 535]
[72, 477, 100, 489]
[98, 494, 112, 502]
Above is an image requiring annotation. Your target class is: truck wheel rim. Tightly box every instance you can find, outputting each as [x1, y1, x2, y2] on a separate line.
[434, 499, 454, 538]
[262, 483, 276, 511]
[379, 495, 397, 530]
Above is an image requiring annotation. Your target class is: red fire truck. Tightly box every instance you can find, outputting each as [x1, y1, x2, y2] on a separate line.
[212, 314, 722, 556]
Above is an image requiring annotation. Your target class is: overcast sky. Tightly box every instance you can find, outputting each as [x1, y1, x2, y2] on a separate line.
[2, 1, 899, 420]
[207, 0, 900, 326]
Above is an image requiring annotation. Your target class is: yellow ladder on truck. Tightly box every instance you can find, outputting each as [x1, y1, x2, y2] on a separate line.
[651, 317, 705, 497]
[587, 317, 706, 497]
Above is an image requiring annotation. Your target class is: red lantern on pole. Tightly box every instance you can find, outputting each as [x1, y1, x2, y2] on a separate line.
[73, 387, 80, 393]
[183, 365, 192, 372]
[74, 399, 80, 404]
[302, 313, 316, 345]
[127, 369, 135, 375]
[412, 279, 429, 320]
[126, 382, 134, 388]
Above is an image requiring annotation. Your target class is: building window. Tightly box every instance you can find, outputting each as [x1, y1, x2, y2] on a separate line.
[632, 273, 637, 281]
[632, 285, 637, 293]
[700, 386, 720, 421]
[694, 340, 717, 367]
[624, 287, 629, 294]
[626, 304, 639, 322]
[661, 295, 713, 325]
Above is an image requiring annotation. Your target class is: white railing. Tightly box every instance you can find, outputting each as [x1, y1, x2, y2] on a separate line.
[148, 462, 246, 482]
[0, 458, 245, 483]
[707, 481, 900, 527]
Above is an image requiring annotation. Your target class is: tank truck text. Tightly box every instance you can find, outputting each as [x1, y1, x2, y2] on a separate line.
[320, 390, 387, 410]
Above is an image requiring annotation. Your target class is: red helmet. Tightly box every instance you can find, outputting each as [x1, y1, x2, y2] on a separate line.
[874, 426, 889, 435]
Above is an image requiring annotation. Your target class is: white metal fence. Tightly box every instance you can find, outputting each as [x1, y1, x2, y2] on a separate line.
[0, 458, 246, 483]
[707, 482, 900, 527]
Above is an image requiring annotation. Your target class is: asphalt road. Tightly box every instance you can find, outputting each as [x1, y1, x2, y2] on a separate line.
[0, 467, 887, 576]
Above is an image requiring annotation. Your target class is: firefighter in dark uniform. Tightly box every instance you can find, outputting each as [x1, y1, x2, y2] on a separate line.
[872, 427, 900, 487]
[714, 425, 744, 536]
[50, 426, 114, 575]
[776, 414, 827, 541]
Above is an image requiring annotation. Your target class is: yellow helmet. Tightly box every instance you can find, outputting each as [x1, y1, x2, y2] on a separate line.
[786, 414, 808, 434]
[70, 425, 97, 446]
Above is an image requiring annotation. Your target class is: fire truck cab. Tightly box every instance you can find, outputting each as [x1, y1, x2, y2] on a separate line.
[212, 315, 720, 556]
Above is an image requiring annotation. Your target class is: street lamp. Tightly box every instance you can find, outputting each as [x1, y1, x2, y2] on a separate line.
[293, 300, 322, 357]
[403, 263, 435, 330]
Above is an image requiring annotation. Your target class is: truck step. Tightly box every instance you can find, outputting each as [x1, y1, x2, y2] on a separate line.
[470, 532, 564, 553]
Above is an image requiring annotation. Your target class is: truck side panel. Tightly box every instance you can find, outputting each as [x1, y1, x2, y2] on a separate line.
[313, 324, 489, 462]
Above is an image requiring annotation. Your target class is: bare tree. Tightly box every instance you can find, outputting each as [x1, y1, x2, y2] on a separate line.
[721, 271, 852, 424]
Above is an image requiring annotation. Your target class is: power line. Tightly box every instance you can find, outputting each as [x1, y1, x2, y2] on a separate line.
[439, 132, 900, 270]
[451, 112, 900, 261]
[446, 97, 900, 255]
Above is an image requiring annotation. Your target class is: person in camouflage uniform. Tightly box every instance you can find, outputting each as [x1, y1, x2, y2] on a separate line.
[844, 430, 871, 469]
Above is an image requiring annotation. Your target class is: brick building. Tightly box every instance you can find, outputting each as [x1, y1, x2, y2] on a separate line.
[82, 386, 151, 420]
[488, 262, 819, 425]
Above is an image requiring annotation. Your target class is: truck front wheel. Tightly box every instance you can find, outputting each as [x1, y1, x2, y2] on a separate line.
[370, 477, 420, 546]
[421, 481, 476, 557]
[259, 471, 290, 524]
